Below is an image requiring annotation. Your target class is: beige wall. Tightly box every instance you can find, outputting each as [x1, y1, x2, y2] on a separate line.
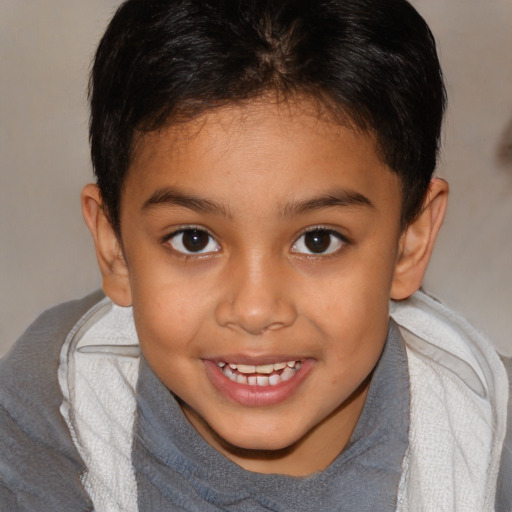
[411, 0, 512, 355]
[1, 1, 511, 356]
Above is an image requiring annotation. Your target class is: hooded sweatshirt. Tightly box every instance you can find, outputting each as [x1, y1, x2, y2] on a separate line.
[0, 290, 509, 511]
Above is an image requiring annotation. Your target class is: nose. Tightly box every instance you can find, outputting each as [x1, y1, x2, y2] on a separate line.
[215, 256, 298, 335]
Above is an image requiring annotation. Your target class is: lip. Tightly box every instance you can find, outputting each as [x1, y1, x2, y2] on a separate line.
[203, 358, 314, 407]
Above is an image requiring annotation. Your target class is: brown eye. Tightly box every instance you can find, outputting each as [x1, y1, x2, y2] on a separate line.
[168, 229, 220, 254]
[304, 230, 332, 253]
[182, 230, 209, 251]
[291, 229, 345, 255]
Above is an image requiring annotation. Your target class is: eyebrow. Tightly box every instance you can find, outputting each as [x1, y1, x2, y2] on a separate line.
[142, 187, 229, 216]
[281, 189, 374, 217]
[142, 186, 373, 218]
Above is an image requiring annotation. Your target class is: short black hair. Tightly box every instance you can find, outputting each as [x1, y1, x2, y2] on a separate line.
[89, 0, 446, 234]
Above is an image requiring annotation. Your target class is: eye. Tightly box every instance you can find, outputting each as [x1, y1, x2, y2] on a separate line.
[291, 228, 345, 255]
[167, 228, 220, 255]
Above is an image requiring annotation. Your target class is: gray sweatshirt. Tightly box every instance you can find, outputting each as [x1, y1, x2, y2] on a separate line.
[5, 291, 509, 510]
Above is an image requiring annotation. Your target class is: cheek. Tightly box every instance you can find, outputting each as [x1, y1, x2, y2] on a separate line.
[304, 245, 395, 369]
[130, 273, 214, 359]
[307, 257, 393, 330]
[131, 289, 210, 394]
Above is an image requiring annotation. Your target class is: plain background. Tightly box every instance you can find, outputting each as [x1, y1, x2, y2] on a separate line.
[1, 0, 511, 357]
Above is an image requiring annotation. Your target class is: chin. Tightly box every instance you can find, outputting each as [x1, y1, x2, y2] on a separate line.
[210, 419, 302, 453]
[227, 434, 293, 452]
[181, 398, 310, 457]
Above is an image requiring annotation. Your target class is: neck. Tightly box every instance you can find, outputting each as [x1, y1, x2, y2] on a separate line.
[181, 375, 371, 476]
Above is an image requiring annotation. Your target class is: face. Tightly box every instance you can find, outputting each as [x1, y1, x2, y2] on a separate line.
[118, 98, 404, 475]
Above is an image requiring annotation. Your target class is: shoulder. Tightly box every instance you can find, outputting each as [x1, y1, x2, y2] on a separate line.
[0, 291, 103, 511]
[391, 291, 509, 512]
[2, 290, 105, 366]
[496, 355, 512, 512]
[1, 290, 104, 415]
[390, 291, 507, 406]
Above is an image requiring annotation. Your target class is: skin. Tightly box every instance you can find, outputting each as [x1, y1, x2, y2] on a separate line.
[82, 97, 448, 476]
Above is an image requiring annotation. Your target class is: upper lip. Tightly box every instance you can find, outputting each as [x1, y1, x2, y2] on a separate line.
[205, 354, 308, 366]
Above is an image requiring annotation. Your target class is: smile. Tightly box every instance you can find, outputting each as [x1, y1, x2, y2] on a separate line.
[217, 361, 302, 386]
[204, 358, 313, 407]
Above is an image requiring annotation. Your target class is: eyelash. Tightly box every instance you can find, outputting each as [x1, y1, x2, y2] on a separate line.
[162, 226, 349, 257]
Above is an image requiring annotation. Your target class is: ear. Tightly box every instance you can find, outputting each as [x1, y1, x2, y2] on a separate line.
[81, 184, 132, 306]
[391, 178, 449, 300]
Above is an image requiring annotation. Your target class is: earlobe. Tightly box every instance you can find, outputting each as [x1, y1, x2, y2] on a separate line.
[390, 178, 449, 300]
[81, 184, 132, 307]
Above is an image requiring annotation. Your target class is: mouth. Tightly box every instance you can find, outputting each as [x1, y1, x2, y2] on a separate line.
[204, 358, 312, 407]
[217, 360, 302, 386]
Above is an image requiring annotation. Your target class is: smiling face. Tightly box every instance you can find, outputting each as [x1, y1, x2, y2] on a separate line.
[87, 96, 410, 475]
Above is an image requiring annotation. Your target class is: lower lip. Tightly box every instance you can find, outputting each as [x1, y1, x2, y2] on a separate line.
[203, 359, 314, 407]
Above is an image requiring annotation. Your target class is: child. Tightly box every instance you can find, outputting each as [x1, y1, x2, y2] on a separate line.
[1, 0, 510, 510]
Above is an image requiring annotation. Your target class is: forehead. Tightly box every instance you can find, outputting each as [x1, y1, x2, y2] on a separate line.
[124, 97, 401, 218]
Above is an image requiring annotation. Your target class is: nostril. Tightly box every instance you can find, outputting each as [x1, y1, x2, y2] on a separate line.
[214, 296, 297, 334]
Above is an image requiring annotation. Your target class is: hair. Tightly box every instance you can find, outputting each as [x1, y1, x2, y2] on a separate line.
[89, 0, 446, 234]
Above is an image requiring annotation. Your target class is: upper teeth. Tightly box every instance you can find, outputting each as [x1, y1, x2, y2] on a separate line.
[218, 360, 302, 386]
[218, 361, 298, 374]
